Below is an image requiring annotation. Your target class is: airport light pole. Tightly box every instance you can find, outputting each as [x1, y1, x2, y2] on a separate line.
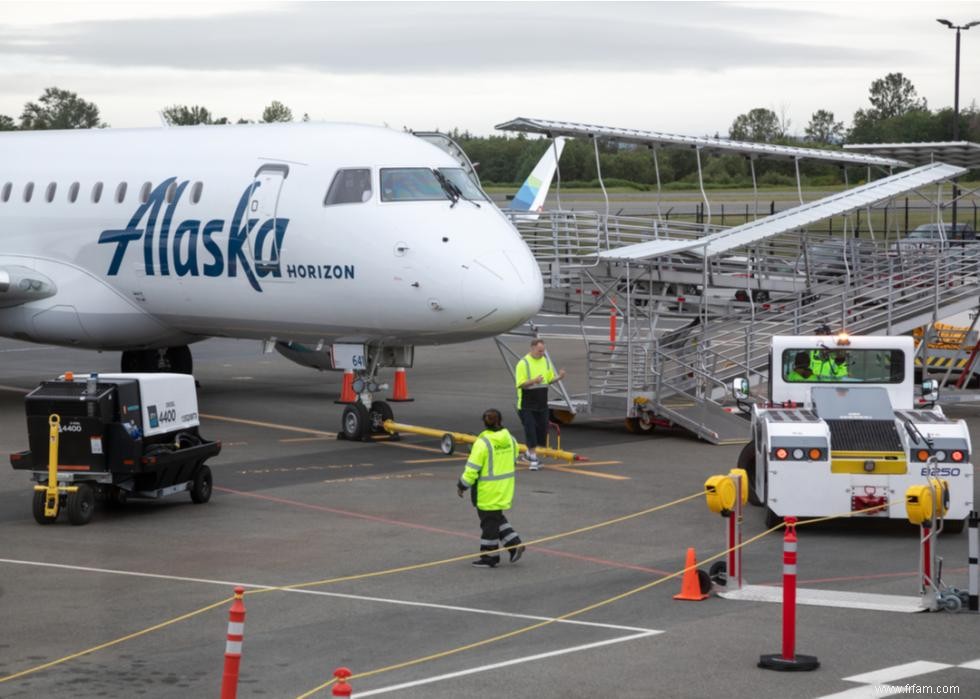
[936, 18, 979, 228]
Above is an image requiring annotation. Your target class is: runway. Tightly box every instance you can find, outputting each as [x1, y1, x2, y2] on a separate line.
[0, 335, 978, 698]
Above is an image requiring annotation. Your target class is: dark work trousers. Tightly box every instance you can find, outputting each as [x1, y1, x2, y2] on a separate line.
[518, 408, 549, 450]
[476, 509, 522, 564]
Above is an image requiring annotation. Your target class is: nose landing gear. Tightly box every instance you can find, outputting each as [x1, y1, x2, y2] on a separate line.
[338, 373, 396, 441]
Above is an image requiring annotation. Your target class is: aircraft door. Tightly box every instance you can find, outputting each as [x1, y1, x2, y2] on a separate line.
[249, 163, 289, 276]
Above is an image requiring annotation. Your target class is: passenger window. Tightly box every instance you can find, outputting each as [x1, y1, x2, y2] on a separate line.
[115, 182, 127, 203]
[380, 168, 444, 202]
[68, 182, 80, 203]
[139, 182, 152, 204]
[324, 168, 372, 205]
[1, 182, 11, 202]
[165, 182, 177, 203]
[45, 182, 57, 203]
[92, 182, 103, 203]
[24, 182, 34, 203]
[190, 181, 203, 204]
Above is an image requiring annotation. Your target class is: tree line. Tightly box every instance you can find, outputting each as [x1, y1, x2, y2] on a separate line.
[2, 74, 977, 188]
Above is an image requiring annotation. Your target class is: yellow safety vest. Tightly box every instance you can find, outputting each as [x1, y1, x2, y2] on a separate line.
[459, 428, 518, 511]
[515, 354, 556, 410]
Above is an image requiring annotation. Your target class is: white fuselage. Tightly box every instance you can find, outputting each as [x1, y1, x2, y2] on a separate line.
[0, 123, 543, 350]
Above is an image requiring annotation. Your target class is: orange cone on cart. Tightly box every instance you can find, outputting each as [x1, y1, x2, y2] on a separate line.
[388, 367, 414, 402]
[336, 371, 356, 404]
[673, 547, 709, 601]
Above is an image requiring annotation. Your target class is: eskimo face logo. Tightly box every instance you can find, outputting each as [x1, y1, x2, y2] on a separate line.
[98, 178, 288, 293]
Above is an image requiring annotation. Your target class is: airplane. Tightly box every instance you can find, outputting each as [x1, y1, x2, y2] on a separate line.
[0, 122, 544, 439]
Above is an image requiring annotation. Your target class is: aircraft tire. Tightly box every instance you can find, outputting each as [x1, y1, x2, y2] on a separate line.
[368, 401, 394, 434]
[164, 346, 194, 374]
[342, 403, 370, 441]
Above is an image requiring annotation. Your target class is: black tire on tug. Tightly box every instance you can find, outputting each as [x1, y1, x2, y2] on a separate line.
[67, 483, 95, 526]
[738, 441, 763, 507]
[942, 519, 965, 534]
[368, 401, 394, 434]
[190, 464, 213, 504]
[765, 507, 782, 529]
[697, 569, 712, 594]
[32, 490, 57, 524]
[342, 403, 370, 441]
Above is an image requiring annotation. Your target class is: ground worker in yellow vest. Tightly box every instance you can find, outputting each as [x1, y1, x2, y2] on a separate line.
[809, 348, 848, 380]
[515, 338, 566, 470]
[457, 409, 525, 568]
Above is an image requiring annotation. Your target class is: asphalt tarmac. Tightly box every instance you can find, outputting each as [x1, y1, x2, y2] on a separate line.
[1, 335, 978, 698]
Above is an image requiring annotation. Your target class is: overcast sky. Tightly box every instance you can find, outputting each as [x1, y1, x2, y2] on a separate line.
[1, 1, 978, 137]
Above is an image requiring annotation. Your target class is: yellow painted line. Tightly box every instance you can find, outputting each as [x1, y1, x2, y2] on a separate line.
[201, 413, 336, 438]
[566, 460, 622, 467]
[280, 436, 335, 443]
[323, 472, 435, 484]
[403, 456, 469, 464]
[551, 465, 630, 481]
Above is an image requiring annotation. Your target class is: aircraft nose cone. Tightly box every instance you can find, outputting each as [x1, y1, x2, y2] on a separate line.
[463, 249, 543, 330]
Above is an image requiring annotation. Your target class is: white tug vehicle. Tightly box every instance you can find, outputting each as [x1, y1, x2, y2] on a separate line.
[734, 331, 974, 532]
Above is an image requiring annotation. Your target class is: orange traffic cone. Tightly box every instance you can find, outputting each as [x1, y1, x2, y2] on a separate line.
[673, 547, 709, 601]
[335, 370, 356, 404]
[388, 367, 414, 402]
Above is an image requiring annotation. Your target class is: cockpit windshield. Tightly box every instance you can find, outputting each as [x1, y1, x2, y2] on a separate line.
[438, 168, 488, 202]
[781, 348, 905, 383]
[380, 168, 446, 202]
[380, 167, 489, 203]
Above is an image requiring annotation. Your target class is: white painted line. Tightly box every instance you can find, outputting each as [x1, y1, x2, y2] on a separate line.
[959, 658, 980, 670]
[0, 558, 661, 634]
[843, 660, 953, 684]
[351, 631, 661, 698]
[286, 588, 661, 634]
[813, 686, 905, 699]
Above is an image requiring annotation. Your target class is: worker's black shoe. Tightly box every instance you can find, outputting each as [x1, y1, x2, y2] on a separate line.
[472, 557, 498, 568]
[509, 545, 525, 563]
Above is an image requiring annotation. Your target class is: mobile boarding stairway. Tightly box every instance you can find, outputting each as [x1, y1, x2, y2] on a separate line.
[509, 161, 976, 443]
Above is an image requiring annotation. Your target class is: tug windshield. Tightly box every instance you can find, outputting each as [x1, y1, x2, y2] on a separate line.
[781, 348, 905, 383]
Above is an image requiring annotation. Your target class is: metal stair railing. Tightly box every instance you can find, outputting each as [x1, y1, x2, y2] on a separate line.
[510, 210, 725, 288]
[649, 243, 980, 407]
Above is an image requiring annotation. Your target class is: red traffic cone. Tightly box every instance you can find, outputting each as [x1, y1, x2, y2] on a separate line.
[335, 371, 356, 404]
[388, 367, 414, 402]
[673, 547, 709, 601]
